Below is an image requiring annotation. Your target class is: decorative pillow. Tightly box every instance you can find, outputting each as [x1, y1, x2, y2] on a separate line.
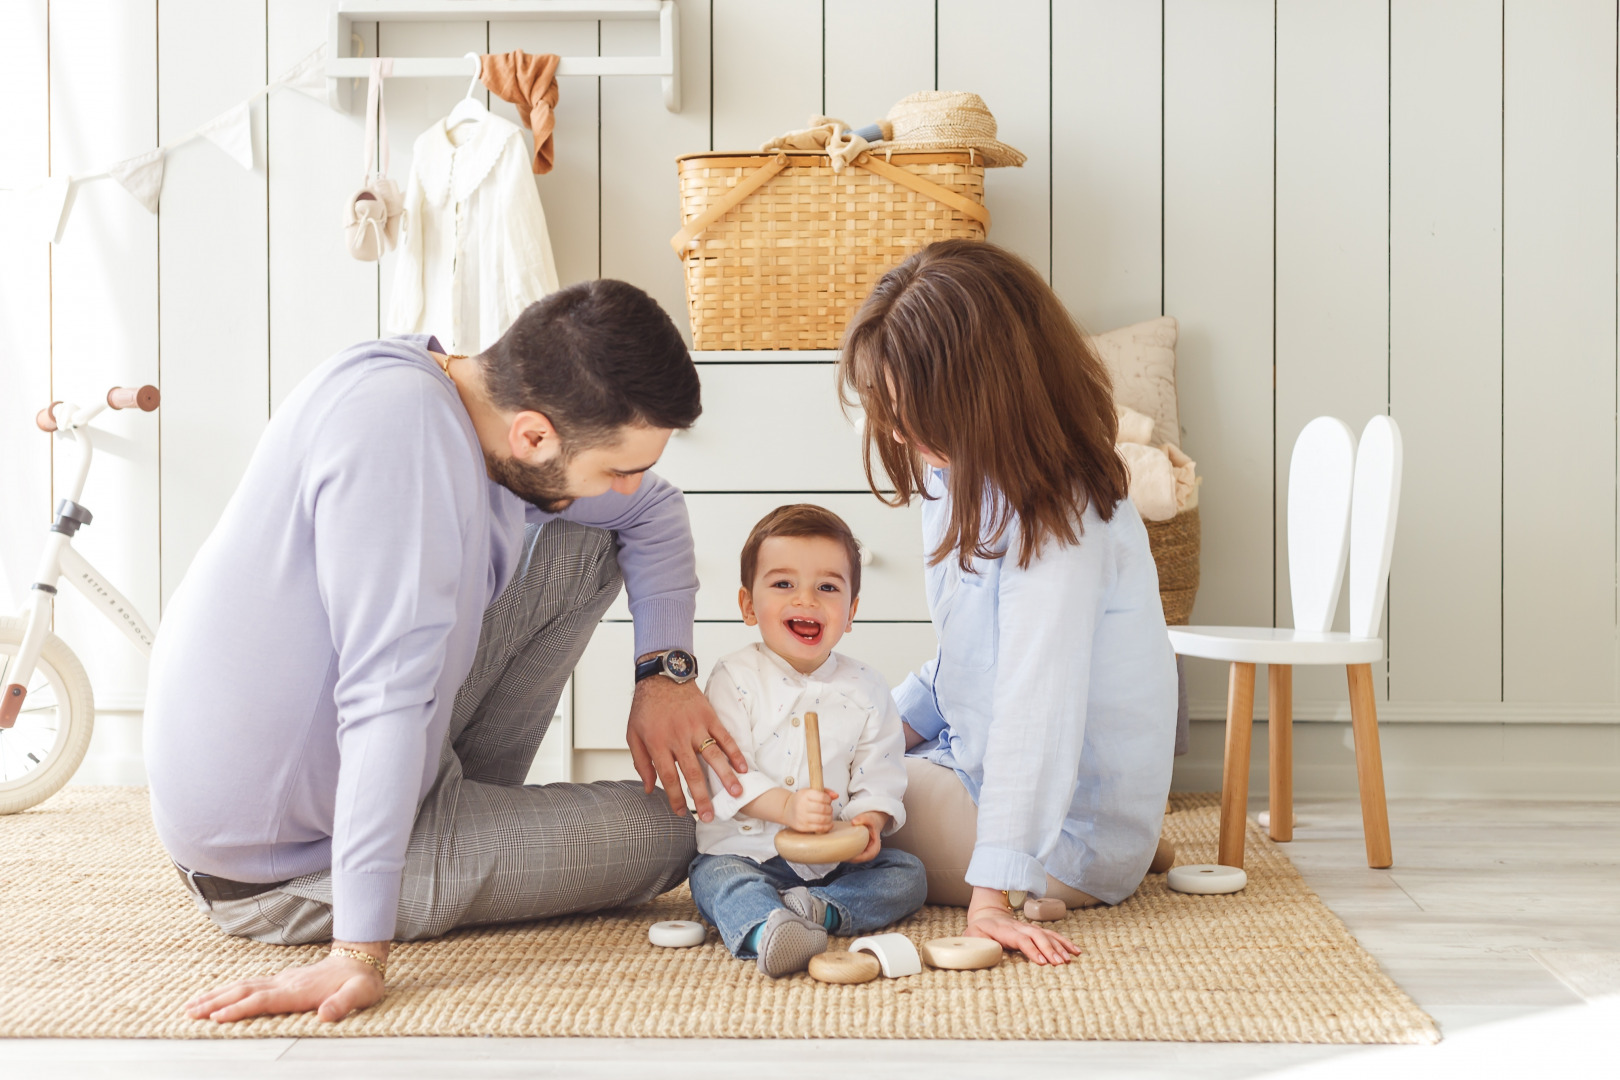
[1089, 315, 1180, 449]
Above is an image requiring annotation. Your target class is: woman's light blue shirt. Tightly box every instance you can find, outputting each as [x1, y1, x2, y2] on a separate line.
[893, 469, 1178, 903]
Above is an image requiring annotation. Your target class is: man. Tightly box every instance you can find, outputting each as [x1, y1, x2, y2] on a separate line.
[144, 281, 747, 1024]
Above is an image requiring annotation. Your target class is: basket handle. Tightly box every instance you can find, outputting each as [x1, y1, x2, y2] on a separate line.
[669, 152, 790, 255]
[669, 151, 991, 257]
[854, 153, 991, 230]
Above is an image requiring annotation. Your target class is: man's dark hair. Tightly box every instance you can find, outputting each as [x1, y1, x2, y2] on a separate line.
[479, 280, 701, 449]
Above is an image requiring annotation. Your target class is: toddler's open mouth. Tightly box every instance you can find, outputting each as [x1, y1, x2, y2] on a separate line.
[784, 617, 824, 646]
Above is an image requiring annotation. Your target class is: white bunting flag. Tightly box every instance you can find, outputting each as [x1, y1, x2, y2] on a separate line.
[25, 176, 73, 244]
[197, 101, 254, 171]
[108, 146, 166, 214]
[275, 43, 328, 103]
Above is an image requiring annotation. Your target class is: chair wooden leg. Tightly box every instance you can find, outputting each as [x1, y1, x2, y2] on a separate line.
[1268, 664, 1294, 842]
[1346, 663, 1393, 868]
[1218, 662, 1257, 868]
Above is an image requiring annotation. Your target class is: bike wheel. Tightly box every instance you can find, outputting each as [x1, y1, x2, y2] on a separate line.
[0, 615, 95, 815]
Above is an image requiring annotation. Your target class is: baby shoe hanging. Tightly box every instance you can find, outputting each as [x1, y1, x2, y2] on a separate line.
[344, 58, 404, 262]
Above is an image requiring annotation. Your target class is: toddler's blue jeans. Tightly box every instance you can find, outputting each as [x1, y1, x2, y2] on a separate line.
[688, 848, 928, 957]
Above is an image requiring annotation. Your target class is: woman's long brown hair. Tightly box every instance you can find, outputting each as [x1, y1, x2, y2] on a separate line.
[838, 239, 1127, 571]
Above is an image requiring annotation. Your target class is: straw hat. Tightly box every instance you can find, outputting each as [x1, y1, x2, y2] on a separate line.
[878, 90, 1026, 167]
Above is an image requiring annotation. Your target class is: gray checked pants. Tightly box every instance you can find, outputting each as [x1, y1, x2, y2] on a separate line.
[185, 519, 696, 945]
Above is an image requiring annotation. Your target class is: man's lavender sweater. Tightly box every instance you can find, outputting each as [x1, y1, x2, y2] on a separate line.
[143, 336, 696, 942]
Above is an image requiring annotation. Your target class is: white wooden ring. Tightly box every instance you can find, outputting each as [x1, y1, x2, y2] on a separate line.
[648, 920, 708, 947]
[1167, 864, 1248, 895]
[920, 936, 1002, 971]
[847, 932, 923, 978]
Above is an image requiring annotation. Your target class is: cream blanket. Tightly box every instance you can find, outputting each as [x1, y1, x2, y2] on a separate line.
[1117, 404, 1197, 522]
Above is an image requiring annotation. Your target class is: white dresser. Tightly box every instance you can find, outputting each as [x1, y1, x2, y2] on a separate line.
[539, 350, 940, 785]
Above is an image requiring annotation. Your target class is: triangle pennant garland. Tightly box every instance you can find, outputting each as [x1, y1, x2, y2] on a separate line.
[28, 176, 73, 244]
[275, 43, 328, 103]
[108, 146, 166, 214]
[197, 101, 254, 171]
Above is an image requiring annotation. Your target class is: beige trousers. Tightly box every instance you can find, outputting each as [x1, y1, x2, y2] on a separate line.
[887, 758, 1102, 909]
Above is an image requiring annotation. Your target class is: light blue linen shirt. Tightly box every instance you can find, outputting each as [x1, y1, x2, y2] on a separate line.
[892, 469, 1177, 903]
[145, 335, 697, 942]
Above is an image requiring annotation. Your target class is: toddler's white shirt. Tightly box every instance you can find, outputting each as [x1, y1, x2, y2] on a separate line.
[696, 642, 908, 879]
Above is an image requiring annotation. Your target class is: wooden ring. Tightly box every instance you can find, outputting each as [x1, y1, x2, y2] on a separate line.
[920, 936, 1002, 971]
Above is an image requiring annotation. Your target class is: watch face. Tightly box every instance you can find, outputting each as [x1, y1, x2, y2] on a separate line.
[665, 650, 696, 680]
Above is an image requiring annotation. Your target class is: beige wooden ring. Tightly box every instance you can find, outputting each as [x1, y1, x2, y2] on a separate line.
[774, 822, 868, 863]
[808, 950, 881, 984]
[920, 936, 1003, 971]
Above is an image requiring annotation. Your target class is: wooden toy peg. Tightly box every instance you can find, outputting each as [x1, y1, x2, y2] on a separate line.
[773, 710, 869, 864]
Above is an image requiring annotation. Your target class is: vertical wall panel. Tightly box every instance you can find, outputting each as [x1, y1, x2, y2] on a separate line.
[156, 0, 269, 607]
[490, 19, 601, 288]
[711, 0, 821, 151]
[1051, 0, 1162, 334]
[268, 2, 378, 408]
[48, 0, 161, 708]
[1390, 1, 1503, 704]
[1165, 0, 1274, 710]
[600, 0, 713, 341]
[1275, 0, 1389, 704]
[823, 0, 933, 125]
[937, 0, 1052, 279]
[1503, 0, 1618, 702]
[0, 0, 53, 610]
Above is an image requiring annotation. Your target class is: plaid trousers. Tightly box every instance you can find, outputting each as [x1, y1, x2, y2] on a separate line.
[186, 519, 696, 944]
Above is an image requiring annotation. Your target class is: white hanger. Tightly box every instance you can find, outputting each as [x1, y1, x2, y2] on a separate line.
[446, 52, 487, 130]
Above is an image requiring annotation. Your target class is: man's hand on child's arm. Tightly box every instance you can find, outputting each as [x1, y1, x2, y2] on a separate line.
[740, 787, 834, 833]
[848, 811, 891, 862]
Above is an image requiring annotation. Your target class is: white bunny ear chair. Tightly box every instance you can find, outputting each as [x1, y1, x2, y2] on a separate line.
[344, 57, 404, 262]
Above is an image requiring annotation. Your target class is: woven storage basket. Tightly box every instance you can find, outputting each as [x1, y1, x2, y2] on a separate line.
[1146, 506, 1201, 626]
[672, 150, 989, 350]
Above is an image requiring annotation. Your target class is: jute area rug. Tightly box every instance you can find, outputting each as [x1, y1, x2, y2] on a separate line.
[0, 788, 1438, 1043]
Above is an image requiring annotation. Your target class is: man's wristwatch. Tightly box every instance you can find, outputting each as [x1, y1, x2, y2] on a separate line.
[635, 648, 699, 685]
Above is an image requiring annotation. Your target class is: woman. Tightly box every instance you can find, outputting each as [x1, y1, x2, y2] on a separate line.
[839, 240, 1178, 965]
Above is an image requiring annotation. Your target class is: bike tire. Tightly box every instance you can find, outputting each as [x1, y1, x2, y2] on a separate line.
[0, 615, 96, 815]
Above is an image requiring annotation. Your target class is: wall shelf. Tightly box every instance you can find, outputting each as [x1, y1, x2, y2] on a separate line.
[327, 0, 680, 112]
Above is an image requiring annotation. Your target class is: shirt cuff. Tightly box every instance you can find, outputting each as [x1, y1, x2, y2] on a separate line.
[842, 796, 906, 834]
[893, 673, 947, 741]
[629, 594, 696, 659]
[964, 844, 1047, 895]
[706, 767, 779, 822]
[332, 868, 402, 943]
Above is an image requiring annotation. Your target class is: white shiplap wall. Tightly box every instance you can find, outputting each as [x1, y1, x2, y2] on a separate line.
[1, 0, 1617, 796]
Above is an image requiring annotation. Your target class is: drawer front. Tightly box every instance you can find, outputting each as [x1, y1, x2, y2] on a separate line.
[573, 621, 939, 750]
[656, 364, 882, 492]
[604, 493, 926, 622]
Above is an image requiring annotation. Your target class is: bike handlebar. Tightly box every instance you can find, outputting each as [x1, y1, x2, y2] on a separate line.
[35, 385, 160, 432]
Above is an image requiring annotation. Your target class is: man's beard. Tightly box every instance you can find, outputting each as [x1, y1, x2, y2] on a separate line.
[484, 451, 577, 513]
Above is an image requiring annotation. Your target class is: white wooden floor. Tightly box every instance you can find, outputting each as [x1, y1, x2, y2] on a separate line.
[3, 798, 1617, 1079]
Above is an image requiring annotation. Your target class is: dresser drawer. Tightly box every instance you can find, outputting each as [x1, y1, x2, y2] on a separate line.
[656, 364, 883, 492]
[572, 620, 939, 750]
[604, 492, 926, 622]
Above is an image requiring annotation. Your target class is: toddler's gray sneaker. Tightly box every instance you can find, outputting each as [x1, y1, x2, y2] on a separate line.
[755, 908, 828, 978]
[779, 885, 830, 928]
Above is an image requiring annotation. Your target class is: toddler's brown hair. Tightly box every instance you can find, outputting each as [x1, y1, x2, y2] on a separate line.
[739, 504, 862, 598]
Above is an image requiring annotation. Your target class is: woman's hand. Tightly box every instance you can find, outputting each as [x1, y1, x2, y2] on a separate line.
[184, 943, 388, 1023]
[847, 811, 891, 862]
[964, 888, 1081, 966]
[784, 787, 835, 833]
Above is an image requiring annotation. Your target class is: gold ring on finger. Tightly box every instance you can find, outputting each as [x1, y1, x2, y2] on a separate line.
[698, 738, 717, 752]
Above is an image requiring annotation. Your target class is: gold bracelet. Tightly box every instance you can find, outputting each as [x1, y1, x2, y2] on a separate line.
[329, 946, 387, 979]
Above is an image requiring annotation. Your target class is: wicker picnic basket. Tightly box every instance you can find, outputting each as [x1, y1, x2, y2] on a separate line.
[1145, 506, 1201, 626]
[671, 150, 990, 350]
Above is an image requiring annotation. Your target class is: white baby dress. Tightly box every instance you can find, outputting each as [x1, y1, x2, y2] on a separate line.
[387, 102, 560, 353]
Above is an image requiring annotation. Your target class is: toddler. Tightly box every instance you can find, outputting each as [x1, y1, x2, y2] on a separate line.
[689, 504, 927, 977]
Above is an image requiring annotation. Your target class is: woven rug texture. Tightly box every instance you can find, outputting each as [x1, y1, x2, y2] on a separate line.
[0, 788, 1438, 1043]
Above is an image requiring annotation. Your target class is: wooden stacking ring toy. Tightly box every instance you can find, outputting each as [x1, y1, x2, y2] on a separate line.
[773, 711, 870, 864]
[648, 920, 708, 947]
[1022, 896, 1066, 921]
[848, 932, 923, 977]
[808, 950, 882, 984]
[920, 936, 1003, 971]
[1167, 864, 1248, 895]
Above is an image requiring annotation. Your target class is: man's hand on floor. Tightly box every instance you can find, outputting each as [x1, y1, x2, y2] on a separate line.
[185, 942, 388, 1024]
[626, 673, 746, 822]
